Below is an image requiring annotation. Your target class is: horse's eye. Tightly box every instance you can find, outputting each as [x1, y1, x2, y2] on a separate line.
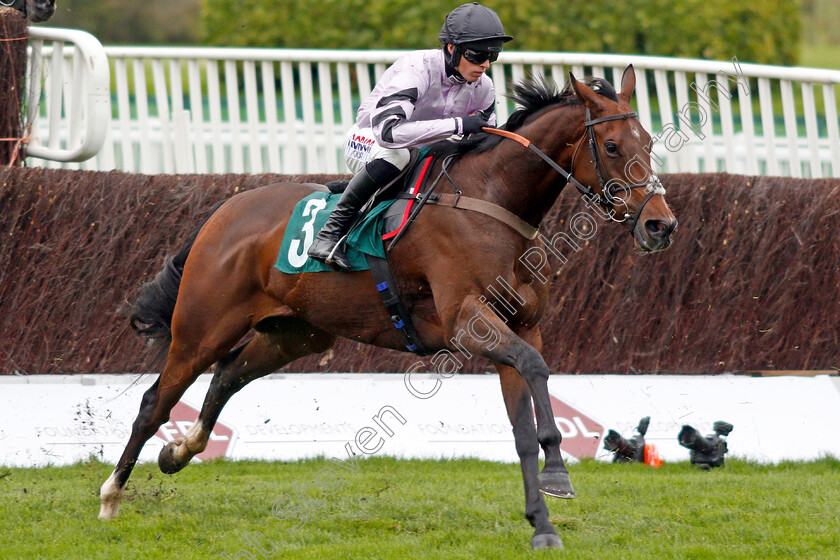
[605, 142, 619, 155]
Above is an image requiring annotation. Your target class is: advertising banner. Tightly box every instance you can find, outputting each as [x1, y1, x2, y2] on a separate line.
[1, 373, 838, 467]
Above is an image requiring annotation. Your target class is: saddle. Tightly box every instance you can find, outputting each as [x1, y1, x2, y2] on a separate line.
[325, 147, 436, 245]
[319, 146, 538, 356]
[333, 146, 538, 250]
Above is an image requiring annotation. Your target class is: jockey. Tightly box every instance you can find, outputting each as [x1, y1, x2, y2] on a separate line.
[307, 1, 514, 271]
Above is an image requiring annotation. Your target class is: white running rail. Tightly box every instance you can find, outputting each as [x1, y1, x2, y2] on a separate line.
[24, 27, 110, 162]
[24, 44, 840, 178]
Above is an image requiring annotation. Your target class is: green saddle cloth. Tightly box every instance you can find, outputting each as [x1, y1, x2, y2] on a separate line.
[274, 191, 395, 273]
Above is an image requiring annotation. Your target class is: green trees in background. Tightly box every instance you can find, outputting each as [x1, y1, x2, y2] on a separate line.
[42, 0, 201, 45]
[802, 0, 840, 46]
[200, 0, 800, 65]
[38, 0, 807, 66]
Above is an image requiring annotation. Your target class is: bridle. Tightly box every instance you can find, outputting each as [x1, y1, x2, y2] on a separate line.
[575, 107, 666, 234]
[385, 108, 669, 252]
[483, 106, 666, 236]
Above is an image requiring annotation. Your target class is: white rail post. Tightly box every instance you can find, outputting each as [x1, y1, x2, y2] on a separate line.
[673, 70, 699, 173]
[318, 61, 338, 174]
[133, 58, 153, 174]
[261, 60, 282, 172]
[224, 59, 244, 173]
[780, 80, 802, 178]
[801, 83, 823, 178]
[491, 63, 508, 123]
[113, 58, 135, 171]
[280, 60, 300, 173]
[206, 59, 224, 172]
[243, 60, 263, 173]
[823, 84, 840, 177]
[654, 69, 678, 172]
[151, 58, 174, 173]
[757, 78, 779, 176]
[299, 61, 318, 173]
[738, 78, 758, 175]
[26, 27, 110, 163]
[187, 59, 208, 173]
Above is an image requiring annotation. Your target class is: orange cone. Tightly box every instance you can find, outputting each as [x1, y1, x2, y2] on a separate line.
[644, 444, 663, 468]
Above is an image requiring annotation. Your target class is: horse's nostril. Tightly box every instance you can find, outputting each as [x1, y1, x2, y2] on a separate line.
[645, 219, 665, 237]
[645, 219, 676, 239]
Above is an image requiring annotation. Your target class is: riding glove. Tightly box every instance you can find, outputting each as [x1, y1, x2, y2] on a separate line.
[460, 115, 491, 135]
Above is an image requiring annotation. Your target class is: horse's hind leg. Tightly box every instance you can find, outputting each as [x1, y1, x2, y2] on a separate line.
[99, 320, 250, 519]
[98, 367, 204, 519]
[158, 319, 337, 474]
[99, 377, 165, 519]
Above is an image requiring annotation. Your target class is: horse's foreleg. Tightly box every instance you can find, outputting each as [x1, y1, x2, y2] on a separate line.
[508, 328, 574, 500]
[158, 321, 336, 474]
[496, 362, 563, 550]
[445, 298, 572, 496]
[446, 298, 570, 548]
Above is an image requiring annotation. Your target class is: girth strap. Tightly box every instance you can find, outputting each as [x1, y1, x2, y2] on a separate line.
[366, 254, 431, 356]
[420, 192, 539, 240]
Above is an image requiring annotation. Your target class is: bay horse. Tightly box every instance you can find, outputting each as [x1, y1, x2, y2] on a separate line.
[99, 66, 676, 550]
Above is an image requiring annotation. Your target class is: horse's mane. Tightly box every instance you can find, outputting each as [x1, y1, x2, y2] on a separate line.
[428, 75, 618, 158]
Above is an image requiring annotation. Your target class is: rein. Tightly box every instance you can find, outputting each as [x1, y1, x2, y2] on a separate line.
[385, 108, 666, 251]
[482, 108, 666, 236]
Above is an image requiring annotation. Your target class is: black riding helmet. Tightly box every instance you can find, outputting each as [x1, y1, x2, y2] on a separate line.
[439, 2, 513, 68]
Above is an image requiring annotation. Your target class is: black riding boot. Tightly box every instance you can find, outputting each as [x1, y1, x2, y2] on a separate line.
[307, 159, 401, 271]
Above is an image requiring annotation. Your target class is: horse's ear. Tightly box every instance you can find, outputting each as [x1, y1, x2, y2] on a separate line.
[569, 72, 601, 109]
[618, 65, 636, 103]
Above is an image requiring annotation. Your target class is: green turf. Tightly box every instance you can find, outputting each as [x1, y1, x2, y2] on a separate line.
[1, 457, 838, 559]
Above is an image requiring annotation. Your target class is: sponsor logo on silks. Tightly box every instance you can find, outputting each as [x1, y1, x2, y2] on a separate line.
[346, 134, 376, 160]
[152, 401, 234, 460]
[547, 394, 605, 459]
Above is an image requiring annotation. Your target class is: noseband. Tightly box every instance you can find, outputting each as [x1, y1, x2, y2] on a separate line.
[483, 107, 666, 237]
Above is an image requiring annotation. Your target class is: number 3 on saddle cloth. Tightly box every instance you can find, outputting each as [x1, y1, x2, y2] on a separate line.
[275, 149, 434, 275]
[274, 149, 435, 355]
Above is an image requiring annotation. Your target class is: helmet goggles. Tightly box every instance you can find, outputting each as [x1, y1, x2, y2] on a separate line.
[461, 48, 500, 65]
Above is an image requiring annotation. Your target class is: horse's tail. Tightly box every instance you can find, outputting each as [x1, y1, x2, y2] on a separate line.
[127, 203, 222, 363]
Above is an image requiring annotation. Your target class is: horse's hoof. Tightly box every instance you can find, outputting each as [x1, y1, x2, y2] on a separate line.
[158, 441, 189, 474]
[99, 472, 122, 520]
[98, 500, 120, 520]
[531, 533, 564, 550]
[539, 471, 575, 499]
